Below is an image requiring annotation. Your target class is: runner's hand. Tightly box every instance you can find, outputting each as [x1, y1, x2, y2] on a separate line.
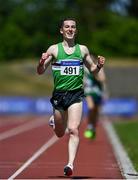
[97, 56, 105, 69]
[39, 53, 50, 66]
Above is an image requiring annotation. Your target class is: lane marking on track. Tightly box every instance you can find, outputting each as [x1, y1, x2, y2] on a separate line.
[102, 117, 138, 179]
[0, 117, 48, 141]
[8, 135, 59, 180]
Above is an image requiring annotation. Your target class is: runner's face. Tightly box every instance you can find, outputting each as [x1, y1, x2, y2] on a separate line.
[60, 20, 77, 40]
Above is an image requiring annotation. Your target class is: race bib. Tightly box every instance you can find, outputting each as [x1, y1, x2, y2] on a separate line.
[61, 60, 80, 75]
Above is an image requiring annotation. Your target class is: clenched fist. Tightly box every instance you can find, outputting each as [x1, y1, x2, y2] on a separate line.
[39, 52, 50, 66]
[97, 56, 105, 69]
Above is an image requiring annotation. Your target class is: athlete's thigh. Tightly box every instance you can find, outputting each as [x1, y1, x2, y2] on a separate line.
[54, 109, 62, 121]
[54, 108, 68, 126]
[67, 102, 83, 129]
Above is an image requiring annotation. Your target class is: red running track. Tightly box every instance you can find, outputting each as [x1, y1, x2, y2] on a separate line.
[0, 115, 123, 179]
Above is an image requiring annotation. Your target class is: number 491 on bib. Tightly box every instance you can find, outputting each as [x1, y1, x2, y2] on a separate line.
[60, 61, 80, 75]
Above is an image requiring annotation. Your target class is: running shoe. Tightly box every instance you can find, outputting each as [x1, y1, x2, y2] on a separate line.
[64, 164, 73, 176]
[48, 116, 55, 129]
[84, 129, 96, 139]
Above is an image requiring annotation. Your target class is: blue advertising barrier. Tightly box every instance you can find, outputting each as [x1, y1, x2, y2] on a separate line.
[0, 96, 137, 116]
[101, 98, 137, 116]
[0, 97, 52, 115]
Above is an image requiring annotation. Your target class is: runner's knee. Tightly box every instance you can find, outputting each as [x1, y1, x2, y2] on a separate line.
[68, 128, 79, 136]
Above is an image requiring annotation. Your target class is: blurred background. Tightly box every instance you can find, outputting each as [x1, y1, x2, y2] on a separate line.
[0, 0, 138, 114]
[0, 0, 138, 170]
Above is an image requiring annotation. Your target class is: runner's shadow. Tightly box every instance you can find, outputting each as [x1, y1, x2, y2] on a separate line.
[48, 176, 93, 179]
[71, 176, 93, 179]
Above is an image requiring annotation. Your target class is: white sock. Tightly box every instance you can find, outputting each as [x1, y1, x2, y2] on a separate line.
[67, 163, 73, 170]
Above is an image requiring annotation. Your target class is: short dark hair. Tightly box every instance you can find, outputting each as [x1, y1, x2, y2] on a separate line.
[59, 17, 77, 28]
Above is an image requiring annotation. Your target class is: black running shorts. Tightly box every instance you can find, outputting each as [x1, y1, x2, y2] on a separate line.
[50, 88, 85, 111]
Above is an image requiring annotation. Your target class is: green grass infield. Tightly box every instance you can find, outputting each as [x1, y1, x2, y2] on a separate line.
[113, 119, 138, 171]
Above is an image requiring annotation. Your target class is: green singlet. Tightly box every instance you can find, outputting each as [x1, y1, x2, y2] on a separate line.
[51, 43, 84, 91]
[84, 69, 103, 104]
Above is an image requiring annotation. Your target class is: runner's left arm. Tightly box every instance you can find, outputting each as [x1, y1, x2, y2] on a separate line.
[83, 46, 105, 75]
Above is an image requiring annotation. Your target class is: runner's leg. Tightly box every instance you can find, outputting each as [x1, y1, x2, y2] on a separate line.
[54, 109, 67, 137]
[67, 102, 82, 166]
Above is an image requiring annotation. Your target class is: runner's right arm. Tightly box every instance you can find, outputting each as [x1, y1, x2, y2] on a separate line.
[37, 45, 57, 74]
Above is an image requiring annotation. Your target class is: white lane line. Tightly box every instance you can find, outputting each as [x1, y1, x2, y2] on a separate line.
[0, 117, 47, 141]
[8, 135, 59, 180]
[102, 117, 138, 179]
